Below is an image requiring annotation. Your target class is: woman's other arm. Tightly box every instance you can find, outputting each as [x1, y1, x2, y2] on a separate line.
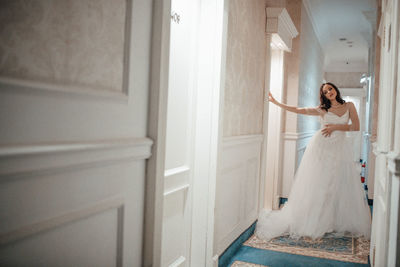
[321, 102, 360, 137]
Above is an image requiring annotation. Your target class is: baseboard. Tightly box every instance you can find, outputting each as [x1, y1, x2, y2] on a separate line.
[279, 198, 374, 207]
[218, 221, 257, 267]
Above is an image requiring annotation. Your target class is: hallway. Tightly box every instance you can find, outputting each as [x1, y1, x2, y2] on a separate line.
[213, 0, 379, 266]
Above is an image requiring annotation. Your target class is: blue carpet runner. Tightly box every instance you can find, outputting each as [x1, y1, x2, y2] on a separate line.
[219, 221, 370, 267]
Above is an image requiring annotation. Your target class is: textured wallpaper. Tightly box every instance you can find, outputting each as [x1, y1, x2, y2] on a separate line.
[223, 0, 267, 137]
[0, 0, 126, 92]
[297, 2, 324, 135]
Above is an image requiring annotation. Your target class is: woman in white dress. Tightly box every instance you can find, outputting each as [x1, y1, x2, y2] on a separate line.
[255, 82, 371, 241]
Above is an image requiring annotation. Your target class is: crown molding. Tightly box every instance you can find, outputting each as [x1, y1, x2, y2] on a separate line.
[266, 7, 298, 51]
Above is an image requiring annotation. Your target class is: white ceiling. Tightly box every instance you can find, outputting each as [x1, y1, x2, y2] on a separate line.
[303, 0, 377, 72]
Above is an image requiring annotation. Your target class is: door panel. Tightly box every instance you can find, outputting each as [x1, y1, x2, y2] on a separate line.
[0, 1, 153, 266]
[161, 0, 195, 265]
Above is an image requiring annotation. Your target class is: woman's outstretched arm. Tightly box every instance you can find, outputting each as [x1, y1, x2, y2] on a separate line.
[268, 92, 321, 116]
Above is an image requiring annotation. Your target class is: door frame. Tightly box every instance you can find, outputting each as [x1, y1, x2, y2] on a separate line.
[370, 0, 400, 265]
[144, 0, 229, 266]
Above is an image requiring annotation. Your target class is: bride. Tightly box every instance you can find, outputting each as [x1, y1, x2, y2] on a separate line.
[255, 82, 371, 241]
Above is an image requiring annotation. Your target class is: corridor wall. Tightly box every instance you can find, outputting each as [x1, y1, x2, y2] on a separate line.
[280, 0, 324, 198]
[215, 0, 267, 256]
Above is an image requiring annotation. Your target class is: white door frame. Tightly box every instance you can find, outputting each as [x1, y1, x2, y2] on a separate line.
[144, 0, 228, 266]
[144, 0, 172, 266]
[370, 0, 400, 265]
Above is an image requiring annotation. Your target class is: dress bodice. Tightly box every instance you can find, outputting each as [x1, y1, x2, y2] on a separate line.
[320, 109, 350, 125]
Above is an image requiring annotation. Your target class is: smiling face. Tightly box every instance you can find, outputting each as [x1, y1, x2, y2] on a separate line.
[321, 84, 337, 101]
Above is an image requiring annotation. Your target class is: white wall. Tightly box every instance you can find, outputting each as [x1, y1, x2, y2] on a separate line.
[0, 1, 153, 266]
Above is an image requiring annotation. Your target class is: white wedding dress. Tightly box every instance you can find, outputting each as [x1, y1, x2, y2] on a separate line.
[255, 108, 371, 241]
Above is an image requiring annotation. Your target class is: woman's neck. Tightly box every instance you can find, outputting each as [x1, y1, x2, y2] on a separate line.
[330, 100, 340, 106]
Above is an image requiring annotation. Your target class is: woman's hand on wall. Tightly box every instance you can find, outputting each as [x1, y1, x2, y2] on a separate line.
[268, 92, 277, 104]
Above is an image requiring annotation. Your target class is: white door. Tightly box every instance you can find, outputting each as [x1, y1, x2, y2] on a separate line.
[159, 0, 227, 266]
[0, 1, 153, 266]
[161, 0, 196, 266]
[370, 0, 400, 266]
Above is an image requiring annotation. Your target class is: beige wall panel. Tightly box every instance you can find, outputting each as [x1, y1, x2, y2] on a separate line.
[0, 0, 127, 92]
[223, 0, 267, 137]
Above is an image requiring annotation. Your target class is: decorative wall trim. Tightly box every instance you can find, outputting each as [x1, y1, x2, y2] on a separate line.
[0, 77, 128, 102]
[222, 135, 263, 148]
[0, 137, 153, 180]
[266, 7, 298, 51]
[0, 196, 124, 247]
[283, 131, 315, 140]
[0, 0, 133, 102]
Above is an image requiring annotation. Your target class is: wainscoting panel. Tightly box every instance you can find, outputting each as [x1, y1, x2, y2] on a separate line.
[0, 203, 123, 267]
[0, 143, 149, 266]
[215, 135, 263, 255]
[281, 131, 315, 198]
[0, 0, 131, 98]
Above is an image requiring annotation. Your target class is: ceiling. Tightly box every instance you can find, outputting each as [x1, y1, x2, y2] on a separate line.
[303, 0, 377, 72]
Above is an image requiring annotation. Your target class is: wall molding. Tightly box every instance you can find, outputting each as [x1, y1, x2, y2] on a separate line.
[0, 77, 128, 102]
[0, 0, 133, 102]
[266, 7, 298, 51]
[222, 134, 263, 148]
[0, 196, 125, 248]
[283, 131, 315, 141]
[0, 137, 153, 180]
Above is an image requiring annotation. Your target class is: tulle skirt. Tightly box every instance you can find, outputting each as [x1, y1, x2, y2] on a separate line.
[255, 130, 371, 241]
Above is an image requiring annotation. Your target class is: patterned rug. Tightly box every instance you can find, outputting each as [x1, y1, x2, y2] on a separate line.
[244, 233, 370, 264]
[230, 261, 268, 267]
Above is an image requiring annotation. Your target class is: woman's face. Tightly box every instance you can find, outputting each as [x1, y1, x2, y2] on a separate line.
[322, 84, 337, 101]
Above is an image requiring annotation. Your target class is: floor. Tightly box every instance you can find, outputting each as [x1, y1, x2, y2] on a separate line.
[219, 222, 371, 267]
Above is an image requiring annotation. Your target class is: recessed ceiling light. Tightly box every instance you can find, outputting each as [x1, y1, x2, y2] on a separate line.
[349, 45, 353, 47]
[347, 41, 353, 44]
[339, 38, 347, 41]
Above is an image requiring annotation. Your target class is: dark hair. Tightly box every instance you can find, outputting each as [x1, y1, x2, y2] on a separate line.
[319, 82, 345, 111]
